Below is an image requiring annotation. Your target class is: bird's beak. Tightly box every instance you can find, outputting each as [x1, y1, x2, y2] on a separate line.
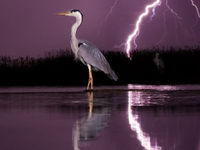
[56, 11, 71, 16]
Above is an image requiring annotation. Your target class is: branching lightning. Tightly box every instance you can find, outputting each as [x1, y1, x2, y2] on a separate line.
[125, 0, 161, 58]
[125, 0, 184, 58]
[150, 7, 157, 20]
[190, 0, 200, 18]
[122, 0, 200, 57]
[105, 0, 119, 20]
[97, 0, 119, 39]
[165, 0, 182, 20]
[157, 0, 182, 46]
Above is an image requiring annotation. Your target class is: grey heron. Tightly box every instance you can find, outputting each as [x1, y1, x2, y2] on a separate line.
[153, 52, 165, 73]
[56, 9, 118, 90]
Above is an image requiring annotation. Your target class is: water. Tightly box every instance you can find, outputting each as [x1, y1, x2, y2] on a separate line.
[0, 85, 200, 150]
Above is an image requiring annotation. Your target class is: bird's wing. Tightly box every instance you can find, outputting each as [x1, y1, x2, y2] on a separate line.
[78, 40, 118, 81]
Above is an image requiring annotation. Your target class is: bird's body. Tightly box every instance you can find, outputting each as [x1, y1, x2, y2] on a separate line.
[77, 40, 118, 80]
[57, 9, 118, 90]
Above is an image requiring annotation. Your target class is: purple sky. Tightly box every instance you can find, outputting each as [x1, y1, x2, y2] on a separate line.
[1, 0, 200, 57]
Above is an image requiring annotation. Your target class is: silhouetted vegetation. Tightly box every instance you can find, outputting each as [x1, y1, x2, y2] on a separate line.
[0, 47, 200, 86]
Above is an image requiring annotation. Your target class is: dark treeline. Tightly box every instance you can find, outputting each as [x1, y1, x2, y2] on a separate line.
[0, 47, 200, 86]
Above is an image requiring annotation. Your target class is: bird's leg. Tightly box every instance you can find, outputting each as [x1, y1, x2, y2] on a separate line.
[90, 70, 93, 90]
[87, 69, 91, 90]
[87, 76, 91, 90]
[87, 75, 91, 90]
[87, 65, 93, 90]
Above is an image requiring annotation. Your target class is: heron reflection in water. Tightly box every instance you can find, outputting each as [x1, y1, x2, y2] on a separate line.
[73, 92, 110, 150]
[57, 9, 118, 90]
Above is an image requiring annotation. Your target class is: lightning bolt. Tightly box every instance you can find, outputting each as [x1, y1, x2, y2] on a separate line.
[146, 0, 158, 20]
[157, 0, 182, 46]
[165, 0, 182, 20]
[124, 0, 200, 58]
[150, 7, 157, 20]
[190, 0, 200, 18]
[105, 0, 119, 20]
[125, 0, 161, 58]
[97, 0, 119, 39]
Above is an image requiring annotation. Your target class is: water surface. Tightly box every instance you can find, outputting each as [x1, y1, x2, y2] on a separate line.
[0, 85, 200, 150]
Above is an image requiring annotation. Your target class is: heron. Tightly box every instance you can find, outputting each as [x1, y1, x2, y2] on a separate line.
[56, 9, 118, 90]
[153, 52, 165, 73]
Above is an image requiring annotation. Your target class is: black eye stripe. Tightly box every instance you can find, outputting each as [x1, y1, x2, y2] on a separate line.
[78, 42, 83, 47]
[70, 9, 83, 20]
[71, 9, 80, 13]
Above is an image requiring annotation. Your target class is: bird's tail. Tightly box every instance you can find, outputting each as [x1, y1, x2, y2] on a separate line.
[107, 68, 118, 81]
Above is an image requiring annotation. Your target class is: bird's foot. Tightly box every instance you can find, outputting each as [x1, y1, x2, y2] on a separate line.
[86, 86, 93, 92]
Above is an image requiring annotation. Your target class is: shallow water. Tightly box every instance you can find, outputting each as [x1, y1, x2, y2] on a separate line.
[0, 85, 200, 150]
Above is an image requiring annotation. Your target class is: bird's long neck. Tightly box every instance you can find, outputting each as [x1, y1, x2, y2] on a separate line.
[71, 17, 82, 58]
